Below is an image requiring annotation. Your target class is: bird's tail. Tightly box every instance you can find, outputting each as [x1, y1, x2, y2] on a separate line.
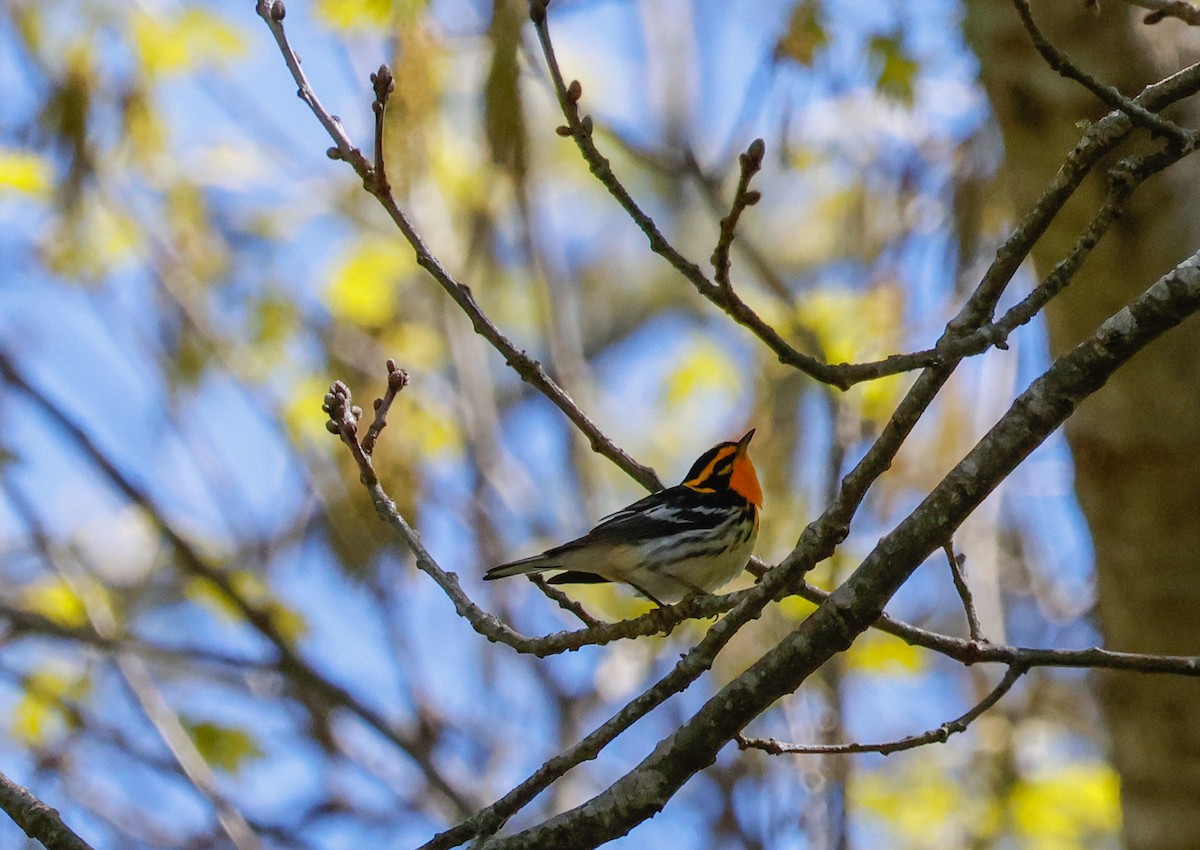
[483, 554, 557, 581]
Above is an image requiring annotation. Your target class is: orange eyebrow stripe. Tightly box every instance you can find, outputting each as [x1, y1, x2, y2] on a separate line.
[683, 446, 737, 488]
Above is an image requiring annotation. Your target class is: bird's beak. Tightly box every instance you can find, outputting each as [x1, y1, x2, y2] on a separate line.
[737, 429, 755, 451]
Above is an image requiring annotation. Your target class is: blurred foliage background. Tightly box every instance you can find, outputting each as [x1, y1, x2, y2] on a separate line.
[0, 0, 1142, 847]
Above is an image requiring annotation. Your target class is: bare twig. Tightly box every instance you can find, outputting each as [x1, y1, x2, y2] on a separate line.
[1124, 0, 1200, 25]
[1014, 0, 1197, 147]
[943, 541, 984, 643]
[531, 0, 1200, 391]
[530, 4, 852, 387]
[253, 3, 662, 491]
[711, 138, 765, 290]
[529, 575, 604, 628]
[370, 64, 394, 195]
[321, 368, 741, 656]
[362, 359, 408, 455]
[737, 663, 1026, 756]
[794, 578, 1200, 675]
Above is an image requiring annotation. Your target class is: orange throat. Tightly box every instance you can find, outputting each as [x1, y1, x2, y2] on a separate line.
[730, 453, 763, 508]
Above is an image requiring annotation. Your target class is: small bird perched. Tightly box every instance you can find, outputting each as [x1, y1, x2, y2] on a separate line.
[484, 430, 762, 605]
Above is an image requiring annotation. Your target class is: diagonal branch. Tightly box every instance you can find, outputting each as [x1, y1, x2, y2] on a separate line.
[482, 248, 1200, 848]
[321, 373, 741, 657]
[794, 578, 1200, 675]
[1016, 0, 1198, 148]
[529, 2, 848, 387]
[0, 770, 94, 850]
[529, 2, 1200, 390]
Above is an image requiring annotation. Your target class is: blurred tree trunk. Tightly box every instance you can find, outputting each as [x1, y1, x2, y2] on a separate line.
[963, 5, 1200, 849]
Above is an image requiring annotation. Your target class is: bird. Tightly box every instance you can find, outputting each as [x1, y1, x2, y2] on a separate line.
[484, 430, 762, 606]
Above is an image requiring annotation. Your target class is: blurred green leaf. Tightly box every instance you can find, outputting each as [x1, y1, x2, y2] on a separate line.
[185, 720, 264, 774]
[775, 1, 827, 66]
[130, 8, 246, 78]
[870, 35, 919, 104]
[11, 670, 89, 748]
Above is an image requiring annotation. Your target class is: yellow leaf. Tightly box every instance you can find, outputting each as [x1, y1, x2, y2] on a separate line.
[379, 321, 445, 371]
[325, 238, 414, 327]
[871, 35, 920, 105]
[185, 572, 308, 641]
[1011, 762, 1121, 847]
[852, 765, 967, 841]
[20, 577, 88, 629]
[777, 595, 818, 621]
[122, 85, 167, 162]
[131, 9, 246, 77]
[845, 631, 925, 674]
[314, 0, 424, 31]
[775, 1, 827, 66]
[663, 339, 741, 407]
[0, 149, 52, 197]
[11, 670, 88, 747]
[797, 283, 906, 422]
[41, 196, 141, 279]
[284, 375, 337, 444]
[399, 395, 462, 457]
[185, 720, 264, 774]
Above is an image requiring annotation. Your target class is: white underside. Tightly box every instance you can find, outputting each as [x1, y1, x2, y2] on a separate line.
[554, 516, 759, 603]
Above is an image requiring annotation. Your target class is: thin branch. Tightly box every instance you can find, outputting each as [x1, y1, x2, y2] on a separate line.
[943, 541, 984, 643]
[253, 2, 662, 491]
[483, 247, 1200, 850]
[794, 578, 1200, 675]
[737, 663, 1026, 756]
[321, 372, 739, 656]
[530, 2, 850, 387]
[1014, 0, 1197, 148]
[370, 64, 394, 196]
[362, 359, 407, 456]
[1125, 0, 1200, 24]
[711, 138, 765, 290]
[528, 575, 604, 628]
[532, 0, 1200, 389]
[947, 77, 1196, 340]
